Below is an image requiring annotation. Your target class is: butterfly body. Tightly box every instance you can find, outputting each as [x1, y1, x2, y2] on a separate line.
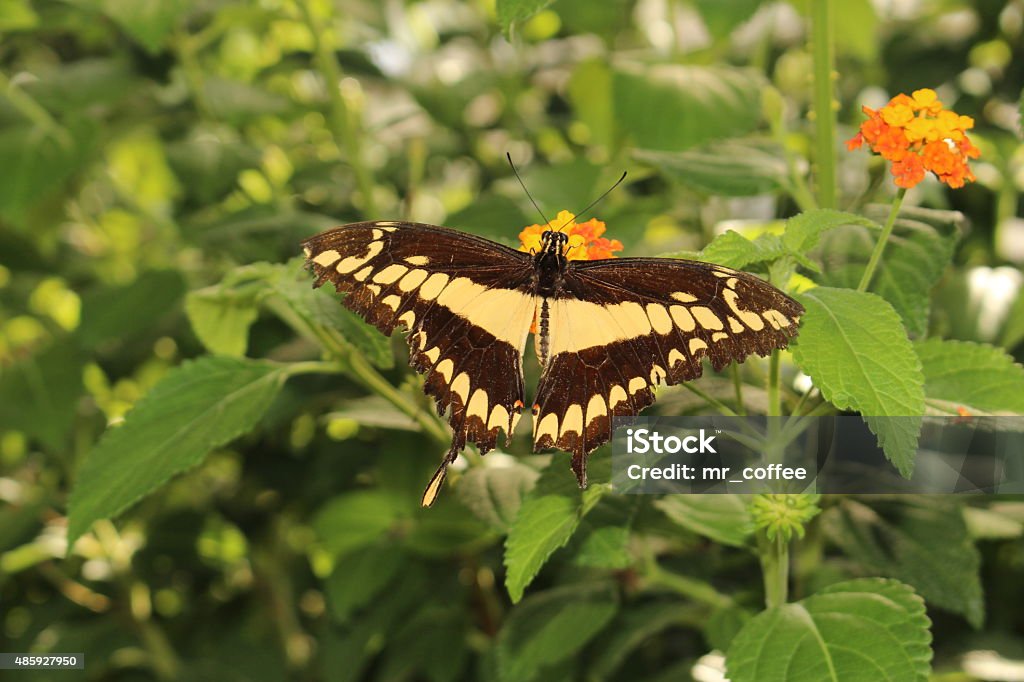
[303, 221, 804, 504]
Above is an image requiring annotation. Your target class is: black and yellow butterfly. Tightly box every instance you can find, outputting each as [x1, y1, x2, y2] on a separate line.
[303, 221, 803, 505]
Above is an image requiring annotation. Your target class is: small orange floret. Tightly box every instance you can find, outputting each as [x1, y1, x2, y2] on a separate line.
[517, 210, 622, 261]
[846, 87, 978, 190]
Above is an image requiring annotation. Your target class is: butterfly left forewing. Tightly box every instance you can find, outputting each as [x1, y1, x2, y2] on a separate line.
[303, 222, 537, 504]
[531, 257, 804, 486]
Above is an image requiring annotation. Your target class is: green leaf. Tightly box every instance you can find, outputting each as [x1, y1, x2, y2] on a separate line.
[520, 158, 603, 219]
[456, 463, 540, 532]
[614, 64, 763, 152]
[77, 270, 186, 349]
[999, 287, 1024, 351]
[587, 602, 704, 680]
[504, 459, 585, 603]
[0, 119, 97, 227]
[314, 490, 406, 558]
[963, 505, 1024, 540]
[635, 142, 789, 196]
[446, 194, 531, 242]
[915, 339, 1024, 414]
[0, 0, 38, 31]
[185, 287, 260, 357]
[0, 339, 84, 452]
[823, 499, 984, 628]
[568, 60, 615, 150]
[782, 209, 879, 256]
[727, 578, 933, 682]
[25, 58, 142, 113]
[380, 606, 468, 682]
[497, 583, 617, 682]
[570, 496, 636, 569]
[204, 260, 393, 368]
[201, 76, 292, 121]
[654, 495, 753, 547]
[833, 0, 878, 61]
[496, 0, 553, 36]
[89, 0, 195, 54]
[792, 287, 924, 477]
[665, 230, 785, 269]
[67, 357, 288, 545]
[818, 207, 961, 336]
[695, 0, 764, 41]
[325, 545, 405, 623]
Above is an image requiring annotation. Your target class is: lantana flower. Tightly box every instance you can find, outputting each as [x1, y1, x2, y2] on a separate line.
[847, 88, 979, 189]
[518, 210, 623, 261]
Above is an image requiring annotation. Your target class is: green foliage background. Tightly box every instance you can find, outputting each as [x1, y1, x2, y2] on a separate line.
[1, 0, 1023, 680]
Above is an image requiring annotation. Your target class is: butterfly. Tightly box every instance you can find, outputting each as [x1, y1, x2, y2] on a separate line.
[302, 220, 804, 505]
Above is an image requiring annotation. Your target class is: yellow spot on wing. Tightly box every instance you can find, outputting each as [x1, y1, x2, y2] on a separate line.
[723, 289, 764, 331]
[711, 332, 729, 342]
[689, 338, 708, 354]
[650, 365, 666, 384]
[488, 404, 510, 431]
[668, 348, 685, 367]
[418, 273, 449, 300]
[420, 464, 447, 507]
[535, 413, 559, 442]
[398, 311, 416, 328]
[670, 306, 696, 332]
[586, 394, 607, 426]
[628, 377, 647, 394]
[671, 291, 698, 303]
[382, 295, 401, 311]
[398, 269, 429, 292]
[373, 264, 408, 285]
[424, 346, 440, 363]
[608, 385, 628, 409]
[450, 372, 471, 403]
[312, 249, 341, 267]
[435, 358, 454, 382]
[336, 240, 384, 274]
[467, 389, 489, 420]
[404, 255, 430, 266]
[560, 404, 583, 437]
[646, 304, 673, 335]
[691, 306, 724, 330]
[353, 266, 373, 281]
[763, 309, 790, 328]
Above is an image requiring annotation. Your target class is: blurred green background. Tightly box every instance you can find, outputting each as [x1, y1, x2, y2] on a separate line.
[1, 0, 1024, 680]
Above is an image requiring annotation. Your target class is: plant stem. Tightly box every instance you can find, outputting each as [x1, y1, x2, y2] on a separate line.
[731, 364, 746, 416]
[767, 351, 781, 417]
[0, 70, 72, 147]
[252, 520, 312, 671]
[345, 349, 451, 447]
[682, 383, 740, 418]
[857, 188, 906, 291]
[810, 0, 837, 209]
[758, 532, 789, 608]
[644, 556, 732, 609]
[267, 297, 451, 449]
[300, 0, 377, 217]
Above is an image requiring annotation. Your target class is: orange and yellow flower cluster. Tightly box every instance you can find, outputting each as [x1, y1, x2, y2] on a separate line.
[518, 210, 623, 260]
[847, 88, 979, 189]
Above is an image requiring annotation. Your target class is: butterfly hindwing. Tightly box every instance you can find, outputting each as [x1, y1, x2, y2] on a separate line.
[302, 222, 537, 497]
[532, 258, 804, 485]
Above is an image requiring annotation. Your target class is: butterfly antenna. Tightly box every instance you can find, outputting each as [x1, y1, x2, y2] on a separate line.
[557, 171, 628, 231]
[507, 153, 551, 226]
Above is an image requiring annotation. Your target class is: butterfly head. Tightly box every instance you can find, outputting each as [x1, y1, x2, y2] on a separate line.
[540, 230, 570, 257]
